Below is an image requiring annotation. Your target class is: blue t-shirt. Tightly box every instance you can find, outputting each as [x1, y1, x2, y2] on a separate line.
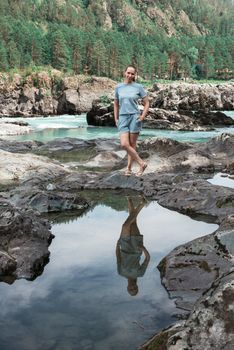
[114, 82, 147, 115]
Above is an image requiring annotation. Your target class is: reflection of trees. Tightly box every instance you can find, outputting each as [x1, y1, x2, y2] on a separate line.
[44, 206, 92, 225]
[46, 190, 149, 224]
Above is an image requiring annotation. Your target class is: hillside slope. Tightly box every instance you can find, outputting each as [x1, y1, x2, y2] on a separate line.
[0, 0, 233, 79]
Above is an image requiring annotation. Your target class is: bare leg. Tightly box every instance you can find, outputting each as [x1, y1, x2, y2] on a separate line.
[120, 133, 145, 170]
[121, 197, 146, 237]
[127, 133, 138, 171]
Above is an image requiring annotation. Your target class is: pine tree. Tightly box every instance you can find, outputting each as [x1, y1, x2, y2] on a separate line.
[51, 30, 71, 71]
[0, 41, 9, 71]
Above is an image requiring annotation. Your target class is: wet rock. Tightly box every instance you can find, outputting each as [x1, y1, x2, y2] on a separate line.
[141, 270, 234, 350]
[158, 215, 234, 312]
[168, 270, 234, 350]
[0, 199, 52, 282]
[35, 137, 125, 170]
[0, 138, 42, 153]
[155, 180, 234, 223]
[141, 216, 234, 350]
[4, 186, 90, 214]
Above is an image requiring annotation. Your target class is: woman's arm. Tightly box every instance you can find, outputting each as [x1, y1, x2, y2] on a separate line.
[142, 246, 150, 262]
[114, 99, 119, 125]
[139, 96, 149, 121]
[116, 240, 121, 263]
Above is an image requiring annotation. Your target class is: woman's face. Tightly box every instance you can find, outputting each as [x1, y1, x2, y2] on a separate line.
[124, 67, 136, 83]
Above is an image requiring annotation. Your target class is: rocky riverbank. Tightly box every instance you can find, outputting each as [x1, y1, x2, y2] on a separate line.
[0, 132, 233, 348]
[0, 71, 115, 117]
[87, 82, 234, 131]
[0, 72, 234, 123]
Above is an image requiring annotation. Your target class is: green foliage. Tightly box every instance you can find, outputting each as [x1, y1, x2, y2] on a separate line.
[99, 95, 112, 105]
[0, 0, 233, 80]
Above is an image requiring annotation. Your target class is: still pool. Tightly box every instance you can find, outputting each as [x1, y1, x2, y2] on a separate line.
[0, 193, 218, 350]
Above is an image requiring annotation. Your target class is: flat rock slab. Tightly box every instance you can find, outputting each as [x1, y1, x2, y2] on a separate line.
[0, 149, 69, 184]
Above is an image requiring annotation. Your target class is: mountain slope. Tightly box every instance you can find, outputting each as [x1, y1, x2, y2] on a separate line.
[0, 0, 233, 79]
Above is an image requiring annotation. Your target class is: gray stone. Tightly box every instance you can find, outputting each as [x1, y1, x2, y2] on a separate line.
[0, 199, 53, 282]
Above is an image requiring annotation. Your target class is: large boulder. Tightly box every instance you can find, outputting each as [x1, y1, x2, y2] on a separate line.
[149, 82, 234, 111]
[0, 72, 115, 116]
[140, 269, 234, 350]
[86, 98, 234, 130]
[0, 199, 53, 283]
[140, 215, 234, 350]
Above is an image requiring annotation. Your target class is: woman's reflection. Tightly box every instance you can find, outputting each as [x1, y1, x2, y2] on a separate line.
[116, 196, 150, 296]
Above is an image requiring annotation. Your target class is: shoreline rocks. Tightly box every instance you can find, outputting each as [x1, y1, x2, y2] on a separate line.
[0, 73, 233, 120]
[149, 82, 234, 111]
[87, 99, 234, 131]
[0, 119, 32, 136]
[140, 216, 234, 350]
[0, 132, 233, 347]
[0, 199, 53, 283]
[0, 72, 115, 117]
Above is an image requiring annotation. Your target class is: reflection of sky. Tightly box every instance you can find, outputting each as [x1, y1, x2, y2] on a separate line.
[207, 173, 234, 189]
[0, 201, 218, 350]
[3, 111, 234, 143]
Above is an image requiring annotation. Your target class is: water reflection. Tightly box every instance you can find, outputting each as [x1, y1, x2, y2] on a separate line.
[0, 194, 218, 350]
[116, 197, 150, 296]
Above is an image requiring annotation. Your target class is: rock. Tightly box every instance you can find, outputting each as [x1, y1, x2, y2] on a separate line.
[4, 186, 89, 214]
[0, 199, 53, 282]
[0, 72, 115, 116]
[0, 149, 68, 184]
[0, 138, 42, 153]
[140, 270, 234, 350]
[144, 108, 214, 131]
[192, 110, 234, 126]
[158, 215, 234, 312]
[0, 120, 32, 136]
[35, 137, 125, 170]
[86, 98, 115, 126]
[57, 89, 80, 114]
[167, 270, 234, 350]
[149, 82, 234, 111]
[86, 99, 233, 130]
[156, 180, 234, 223]
[140, 137, 191, 157]
[141, 216, 234, 350]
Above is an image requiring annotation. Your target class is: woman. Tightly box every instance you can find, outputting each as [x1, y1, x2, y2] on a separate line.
[116, 196, 150, 296]
[114, 65, 149, 176]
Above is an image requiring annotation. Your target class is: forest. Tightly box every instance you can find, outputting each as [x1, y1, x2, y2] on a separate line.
[0, 0, 233, 80]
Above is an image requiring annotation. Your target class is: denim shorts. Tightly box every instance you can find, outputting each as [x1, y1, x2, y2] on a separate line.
[117, 113, 142, 134]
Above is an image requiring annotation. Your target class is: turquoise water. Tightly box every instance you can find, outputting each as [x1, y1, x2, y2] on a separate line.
[3, 111, 234, 143]
[0, 195, 218, 350]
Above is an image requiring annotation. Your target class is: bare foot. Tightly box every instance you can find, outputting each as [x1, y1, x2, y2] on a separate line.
[124, 168, 132, 176]
[136, 163, 147, 177]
